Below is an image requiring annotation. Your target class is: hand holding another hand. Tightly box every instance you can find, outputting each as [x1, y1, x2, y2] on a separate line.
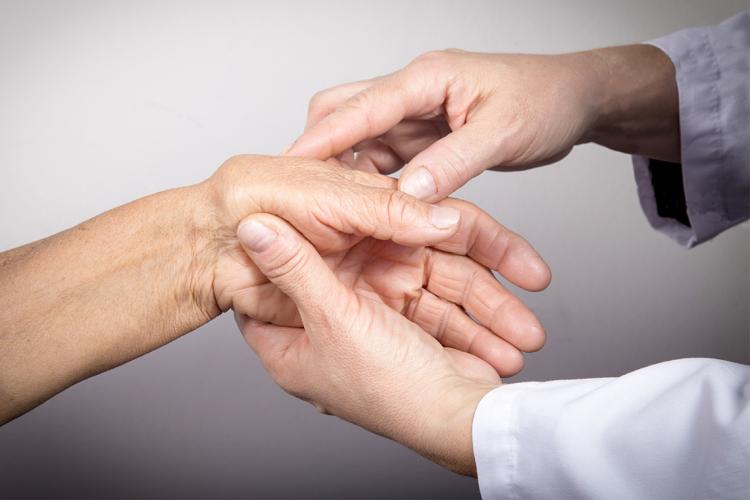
[235, 214, 499, 475]
[210, 156, 550, 376]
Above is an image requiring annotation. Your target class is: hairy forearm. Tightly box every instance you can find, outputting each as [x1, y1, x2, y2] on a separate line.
[582, 44, 680, 162]
[0, 183, 221, 423]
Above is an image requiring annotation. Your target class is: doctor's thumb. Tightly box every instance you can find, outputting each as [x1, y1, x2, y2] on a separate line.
[236, 213, 346, 322]
[399, 124, 502, 202]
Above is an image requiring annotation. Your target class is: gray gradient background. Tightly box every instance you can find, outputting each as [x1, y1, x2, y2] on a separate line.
[1, 0, 748, 498]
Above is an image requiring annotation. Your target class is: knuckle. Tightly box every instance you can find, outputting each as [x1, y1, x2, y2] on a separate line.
[218, 154, 252, 174]
[463, 324, 482, 355]
[461, 268, 481, 307]
[487, 226, 512, 270]
[435, 302, 454, 342]
[434, 141, 470, 186]
[412, 49, 447, 66]
[489, 295, 514, 334]
[266, 244, 309, 283]
[403, 287, 425, 318]
[308, 89, 331, 115]
[343, 91, 376, 137]
[383, 189, 417, 228]
[341, 89, 370, 112]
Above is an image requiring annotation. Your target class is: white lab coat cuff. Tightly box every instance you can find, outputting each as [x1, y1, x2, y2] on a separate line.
[471, 359, 750, 499]
[472, 379, 612, 499]
[472, 384, 523, 499]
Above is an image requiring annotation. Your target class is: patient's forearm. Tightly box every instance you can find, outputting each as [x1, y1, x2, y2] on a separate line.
[0, 184, 220, 423]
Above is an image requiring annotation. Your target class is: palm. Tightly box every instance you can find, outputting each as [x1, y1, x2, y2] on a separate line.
[215, 236, 427, 327]
[219, 218, 545, 377]
[347, 297, 502, 385]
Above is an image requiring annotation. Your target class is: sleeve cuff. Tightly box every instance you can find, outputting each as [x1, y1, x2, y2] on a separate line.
[472, 379, 612, 499]
[633, 12, 750, 248]
[472, 384, 525, 499]
[471, 361, 749, 499]
[633, 156, 698, 246]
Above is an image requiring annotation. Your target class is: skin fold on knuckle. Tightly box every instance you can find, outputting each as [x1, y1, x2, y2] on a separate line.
[410, 49, 451, 69]
[261, 237, 310, 290]
[382, 190, 424, 236]
[429, 141, 471, 193]
[308, 90, 333, 121]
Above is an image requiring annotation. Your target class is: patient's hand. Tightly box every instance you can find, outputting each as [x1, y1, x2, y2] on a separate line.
[210, 158, 550, 376]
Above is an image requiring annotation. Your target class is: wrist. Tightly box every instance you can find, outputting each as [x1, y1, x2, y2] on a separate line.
[197, 155, 270, 313]
[581, 45, 680, 160]
[175, 175, 243, 321]
[568, 49, 615, 146]
[418, 379, 497, 476]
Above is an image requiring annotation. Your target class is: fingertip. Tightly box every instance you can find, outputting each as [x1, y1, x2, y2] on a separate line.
[501, 239, 552, 292]
[494, 346, 524, 378]
[472, 333, 525, 378]
[400, 165, 438, 200]
[522, 318, 547, 353]
[237, 213, 293, 243]
[518, 251, 553, 292]
[237, 218, 278, 254]
[527, 252, 552, 291]
[492, 300, 547, 353]
[281, 132, 329, 160]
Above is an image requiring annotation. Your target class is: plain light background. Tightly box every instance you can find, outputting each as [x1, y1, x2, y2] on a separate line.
[0, 1, 748, 498]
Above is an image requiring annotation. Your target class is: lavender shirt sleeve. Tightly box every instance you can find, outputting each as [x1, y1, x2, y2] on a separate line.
[633, 11, 749, 247]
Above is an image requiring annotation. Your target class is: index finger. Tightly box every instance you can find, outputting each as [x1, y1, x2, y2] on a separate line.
[303, 79, 375, 131]
[287, 73, 446, 160]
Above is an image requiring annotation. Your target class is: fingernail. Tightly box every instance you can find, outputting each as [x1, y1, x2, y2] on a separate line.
[237, 220, 277, 252]
[401, 167, 437, 200]
[430, 206, 461, 229]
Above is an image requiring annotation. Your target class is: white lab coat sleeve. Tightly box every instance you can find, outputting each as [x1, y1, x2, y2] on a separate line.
[472, 358, 750, 499]
[632, 11, 750, 247]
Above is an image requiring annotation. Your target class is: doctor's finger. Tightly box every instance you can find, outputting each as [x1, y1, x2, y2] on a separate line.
[304, 78, 377, 131]
[352, 140, 404, 174]
[424, 249, 546, 353]
[429, 198, 552, 292]
[287, 74, 448, 160]
[405, 289, 524, 377]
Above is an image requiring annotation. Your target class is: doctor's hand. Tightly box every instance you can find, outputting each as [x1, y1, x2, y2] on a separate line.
[215, 176, 550, 376]
[287, 46, 679, 201]
[235, 213, 499, 476]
